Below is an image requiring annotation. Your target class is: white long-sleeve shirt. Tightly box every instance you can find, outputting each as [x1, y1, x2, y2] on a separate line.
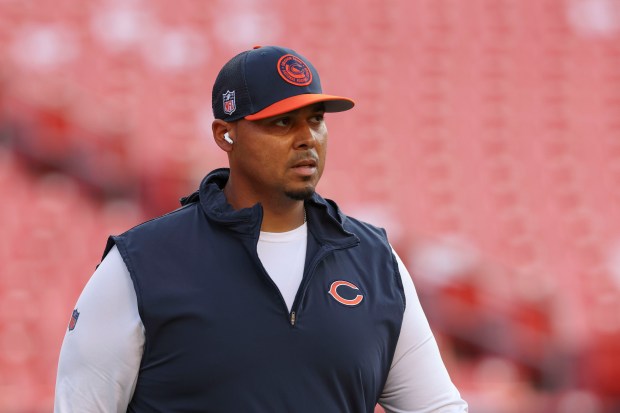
[55, 224, 467, 412]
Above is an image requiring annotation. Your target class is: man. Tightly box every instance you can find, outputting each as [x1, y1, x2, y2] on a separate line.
[55, 45, 468, 412]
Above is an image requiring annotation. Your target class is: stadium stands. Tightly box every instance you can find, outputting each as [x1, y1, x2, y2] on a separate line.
[0, 0, 619, 411]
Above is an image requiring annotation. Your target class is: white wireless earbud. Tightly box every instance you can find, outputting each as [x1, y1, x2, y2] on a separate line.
[224, 132, 234, 144]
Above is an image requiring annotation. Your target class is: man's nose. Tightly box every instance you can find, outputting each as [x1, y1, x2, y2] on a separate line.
[293, 123, 319, 149]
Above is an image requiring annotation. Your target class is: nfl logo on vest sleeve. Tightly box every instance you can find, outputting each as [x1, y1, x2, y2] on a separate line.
[68, 309, 80, 331]
[223, 90, 236, 115]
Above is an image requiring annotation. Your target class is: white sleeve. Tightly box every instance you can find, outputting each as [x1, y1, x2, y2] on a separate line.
[379, 249, 468, 413]
[54, 245, 144, 413]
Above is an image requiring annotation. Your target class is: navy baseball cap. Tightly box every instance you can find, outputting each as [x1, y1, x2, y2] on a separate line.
[212, 45, 355, 122]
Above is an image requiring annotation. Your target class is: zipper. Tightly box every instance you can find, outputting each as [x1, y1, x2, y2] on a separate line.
[251, 221, 359, 328]
[288, 240, 359, 328]
[248, 210, 294, 322]
[255, 258, 291, 323]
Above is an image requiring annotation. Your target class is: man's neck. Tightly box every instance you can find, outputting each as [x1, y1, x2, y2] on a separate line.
[260, 203, 306, 232]
[223, 182, 306, 232]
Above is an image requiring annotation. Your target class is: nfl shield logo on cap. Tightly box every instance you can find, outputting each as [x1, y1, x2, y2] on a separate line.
[223, 90, 236, 115]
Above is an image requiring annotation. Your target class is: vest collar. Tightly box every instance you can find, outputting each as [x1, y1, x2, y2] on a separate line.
[181, 168, 359, 247]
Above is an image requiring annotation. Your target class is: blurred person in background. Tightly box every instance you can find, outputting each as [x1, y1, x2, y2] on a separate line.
[54, 45, 467, 412]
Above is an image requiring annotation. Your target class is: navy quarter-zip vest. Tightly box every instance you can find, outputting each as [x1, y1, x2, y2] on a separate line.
[103, 169, 406, 413]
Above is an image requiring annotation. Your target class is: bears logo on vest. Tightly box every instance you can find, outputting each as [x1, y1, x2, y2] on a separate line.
[328, 280, 364, 306]
[277, 54, 313, 86]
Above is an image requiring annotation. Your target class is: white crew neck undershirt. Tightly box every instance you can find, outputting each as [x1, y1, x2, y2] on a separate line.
[257, 223, 307, 312]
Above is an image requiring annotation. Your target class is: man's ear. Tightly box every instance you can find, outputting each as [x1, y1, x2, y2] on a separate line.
[212, 120, 234, 152]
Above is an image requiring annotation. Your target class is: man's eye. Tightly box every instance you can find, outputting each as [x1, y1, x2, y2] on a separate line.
[275, 117, 290, 127]
[312, 114, 325, 123]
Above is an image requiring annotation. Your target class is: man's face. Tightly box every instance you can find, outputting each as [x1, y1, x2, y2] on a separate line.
[229, 103, 327, 204]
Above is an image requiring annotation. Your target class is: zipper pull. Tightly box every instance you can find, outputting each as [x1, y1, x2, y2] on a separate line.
[290, 311, 296, 326]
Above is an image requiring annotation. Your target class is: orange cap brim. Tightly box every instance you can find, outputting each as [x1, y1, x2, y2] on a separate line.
[244, 94, 355, 121]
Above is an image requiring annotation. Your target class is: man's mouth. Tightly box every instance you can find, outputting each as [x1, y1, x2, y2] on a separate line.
[293, 159, 317, 168]
[291, 159, 318, 176]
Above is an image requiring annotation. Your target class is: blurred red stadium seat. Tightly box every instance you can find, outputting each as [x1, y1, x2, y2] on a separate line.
[1, 0, 620, 411]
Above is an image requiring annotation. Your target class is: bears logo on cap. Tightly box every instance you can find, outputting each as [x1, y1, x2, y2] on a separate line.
[277, 54, 313, 86]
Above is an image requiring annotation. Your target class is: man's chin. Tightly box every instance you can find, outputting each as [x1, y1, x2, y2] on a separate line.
[285, 187, 316, 201]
